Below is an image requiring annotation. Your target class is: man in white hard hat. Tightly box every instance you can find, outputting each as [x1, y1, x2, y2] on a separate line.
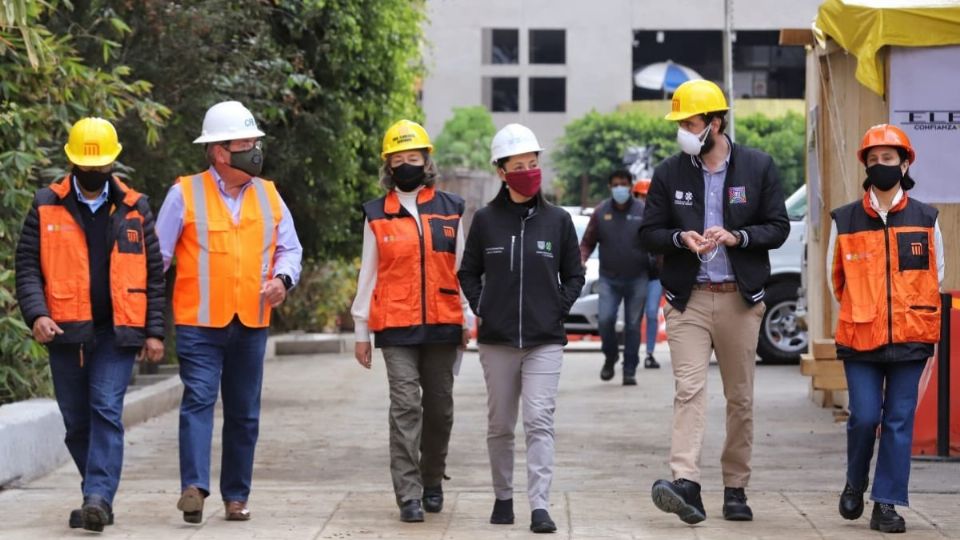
[155, 100, 303, 523]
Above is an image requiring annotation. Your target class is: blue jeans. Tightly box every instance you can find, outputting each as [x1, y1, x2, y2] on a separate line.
[844, 359, 927, 506]
[49, 330, 136, 506]
[177, 320, 268, 502]
[598, 275, 648, 376]
[643, 279, 663, 355]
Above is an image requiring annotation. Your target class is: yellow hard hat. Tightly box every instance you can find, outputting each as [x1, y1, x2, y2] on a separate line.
[64, 117, 122, 167]
[381, 119, 433, 160]
[664, 80, 729, 121]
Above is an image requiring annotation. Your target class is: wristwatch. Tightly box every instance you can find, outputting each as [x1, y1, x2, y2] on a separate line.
[276, 274, 293, 291]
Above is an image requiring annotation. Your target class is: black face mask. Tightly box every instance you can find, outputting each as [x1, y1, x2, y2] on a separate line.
[866, 163, 903, 192]
[225, 143, 264, 177]
[73, 167, 112, 192]
[392, 163, 425, 192]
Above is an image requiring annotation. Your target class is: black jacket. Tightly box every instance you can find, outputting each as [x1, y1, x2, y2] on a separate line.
[639, 141, 790, 311]
[458, 187, 585, 348]
[15, 177, 165, 347]
[582, 197, 654, 279]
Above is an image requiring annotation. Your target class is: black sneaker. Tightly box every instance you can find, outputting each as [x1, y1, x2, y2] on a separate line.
[645, 354, 660, 369]
[839, 481, 867, 520]
[600, 360, 616, 381]
[623, 374, 637, 386]
[490, 498, 514, 525]
[399, 499, 424, 523]
[651, 478, 706, 524]
[423, 485, 443, 513]
[722, 487, 753, 521]
[870, 503, 906, 533]
[530, 508, 557, 533]
[70, 507, 114, 528]
[81, 495, 113, 532]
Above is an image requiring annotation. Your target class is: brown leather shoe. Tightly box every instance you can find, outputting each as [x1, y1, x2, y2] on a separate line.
[225, 500, 251, 521]
[177, 486, 205, 524]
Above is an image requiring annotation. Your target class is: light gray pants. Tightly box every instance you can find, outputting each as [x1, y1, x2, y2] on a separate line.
[478, 343, 563, 511]
[382, 344, 457, 505]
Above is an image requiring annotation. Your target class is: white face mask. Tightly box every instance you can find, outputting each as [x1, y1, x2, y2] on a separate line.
[677, 125, 711, 156]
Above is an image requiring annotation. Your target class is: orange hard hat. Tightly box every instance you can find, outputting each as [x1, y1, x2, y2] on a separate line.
[858, 124, 915, 165]
[632, 178, 651, 196]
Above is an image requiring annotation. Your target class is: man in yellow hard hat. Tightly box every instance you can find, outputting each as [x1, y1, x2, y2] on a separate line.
[639, 80, 789, 524]
[15, 117, 166, 532]
[156, 100, 302, 524]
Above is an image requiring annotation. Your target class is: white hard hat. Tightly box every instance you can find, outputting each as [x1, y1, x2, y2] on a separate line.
[490, 123, 544, 165]
[193, 101, 266, 144]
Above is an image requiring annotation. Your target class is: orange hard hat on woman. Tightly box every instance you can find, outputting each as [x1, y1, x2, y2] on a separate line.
[632, 178, 652, 196]
[858, 124, 915, 165]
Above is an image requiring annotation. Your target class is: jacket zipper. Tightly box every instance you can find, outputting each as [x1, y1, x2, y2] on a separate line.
[883, 223, 893, 345]
[418, 219, 427, 325]
[518, 217, 528, 348]
[510, 235, 516, 272]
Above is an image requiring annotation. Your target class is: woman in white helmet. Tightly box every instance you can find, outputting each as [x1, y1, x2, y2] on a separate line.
[458, 124, 585, 533]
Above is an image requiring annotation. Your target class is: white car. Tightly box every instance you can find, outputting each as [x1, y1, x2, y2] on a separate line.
[563, 186, 809, 364]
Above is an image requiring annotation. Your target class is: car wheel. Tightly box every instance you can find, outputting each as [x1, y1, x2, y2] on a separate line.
[757, 280, 808, 364]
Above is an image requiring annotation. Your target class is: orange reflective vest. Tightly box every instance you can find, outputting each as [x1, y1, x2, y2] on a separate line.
[831, 192, 940, 359]
[33, 176, 154, 346]
[172, 170, 282, 328]
[362, 187, 464, 346]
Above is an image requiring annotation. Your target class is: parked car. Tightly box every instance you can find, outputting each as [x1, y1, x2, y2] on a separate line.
[563, 186, 809, 364]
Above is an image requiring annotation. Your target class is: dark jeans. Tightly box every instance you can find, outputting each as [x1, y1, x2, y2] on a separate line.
[177, 320, 268, 502]
[844, 358, 927, 506]
[49, 330, 136, 506]
[644, 279, 663, 355]
[598, 275, 648, 376]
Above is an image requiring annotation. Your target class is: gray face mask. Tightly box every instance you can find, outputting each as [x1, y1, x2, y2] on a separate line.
[225, 141, 264, 177]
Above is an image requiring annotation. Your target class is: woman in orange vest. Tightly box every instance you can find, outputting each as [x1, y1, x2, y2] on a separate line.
[351, 120, 469, 523]
[828, 125, 944, 534]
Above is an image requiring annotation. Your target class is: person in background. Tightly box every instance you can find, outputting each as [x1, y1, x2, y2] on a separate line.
[580, 170, 655, 385]
[15, 117, 165, 532]
[458, 123, 585, 533]
[351, 119, 470, 523]
[828, 124, 944, 534]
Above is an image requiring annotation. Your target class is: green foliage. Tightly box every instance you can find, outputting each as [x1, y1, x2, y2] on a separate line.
[272, 259, 360, 334]
[553, 110, 806, 205]
[433, 106, 497, 171]
[0, 0, 169, 403]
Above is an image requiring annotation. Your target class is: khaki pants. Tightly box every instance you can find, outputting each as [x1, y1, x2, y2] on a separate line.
[382, 344, 457, 504]
[478, 343, 563, 511]
[663, 290, 764, 487]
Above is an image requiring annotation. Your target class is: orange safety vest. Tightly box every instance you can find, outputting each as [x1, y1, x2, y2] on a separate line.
[38, 176, 150, 344]
[831, 192, 940, 357]
[172, 170, 282, 328]
[362, 187, 464, 343]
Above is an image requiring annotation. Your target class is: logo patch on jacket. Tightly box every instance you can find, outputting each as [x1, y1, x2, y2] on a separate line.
[728, 186, 747, 204]
[674, 190, 694, 206]
[896, 231, 930, 271]
[536, 240, 554, 258]
[443, 225, 456, 239]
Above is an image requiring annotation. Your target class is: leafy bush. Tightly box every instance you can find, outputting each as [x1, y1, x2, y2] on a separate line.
[433, 106, 497, 171]
[271, 259, 360, 334]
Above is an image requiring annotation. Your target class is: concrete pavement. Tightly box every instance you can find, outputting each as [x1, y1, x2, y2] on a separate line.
[0, 344, 957, 539]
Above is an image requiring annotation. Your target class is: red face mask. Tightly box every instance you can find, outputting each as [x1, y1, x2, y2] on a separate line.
[504, 168, 542, 197]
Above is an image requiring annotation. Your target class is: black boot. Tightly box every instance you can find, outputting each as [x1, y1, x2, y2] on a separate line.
[70, 507, 114, 529]
[399, 499, 424, 523]
[644, 354, 660, 369]
[623, 374, 637, 386]
[530, 508, 557, 533]
[722, 487, 753, 521]
[870, 503, 906, 533]
[839, 481, 867, 520]
[423, 485, 443, 513]
[600, 359, 616, 381]
[490, 498, 515, 525]
[651, 478, 706, 524]
[81, 495, 113, 532]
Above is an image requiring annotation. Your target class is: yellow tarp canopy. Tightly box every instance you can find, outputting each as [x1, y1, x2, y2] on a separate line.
[814, 0, 960, 95]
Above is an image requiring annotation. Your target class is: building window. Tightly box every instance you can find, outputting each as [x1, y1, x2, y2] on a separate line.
[529, 77, 565, 112]
[529, 29, 565, 64]
[483, 28, 519, 64]
[483, 77, 519, 112]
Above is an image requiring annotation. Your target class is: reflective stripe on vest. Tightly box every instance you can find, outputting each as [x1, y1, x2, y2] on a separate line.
[173, 170, 281, 328]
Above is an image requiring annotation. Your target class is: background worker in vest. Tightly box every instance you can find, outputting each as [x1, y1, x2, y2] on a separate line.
[580, 169, 657, 385]
[458, 124, 585, 534]
[639, 80, 789, 525]
[351, 119, 469, 523]
[15, 117, 165, 532]
[155, 101, 303, 524]
[828, 125, 944, 534]
[633, 178, 664, 368]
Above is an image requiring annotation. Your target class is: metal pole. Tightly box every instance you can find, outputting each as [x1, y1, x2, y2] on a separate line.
[937, 292, 951, 457]
[723, 0, 735, 142]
